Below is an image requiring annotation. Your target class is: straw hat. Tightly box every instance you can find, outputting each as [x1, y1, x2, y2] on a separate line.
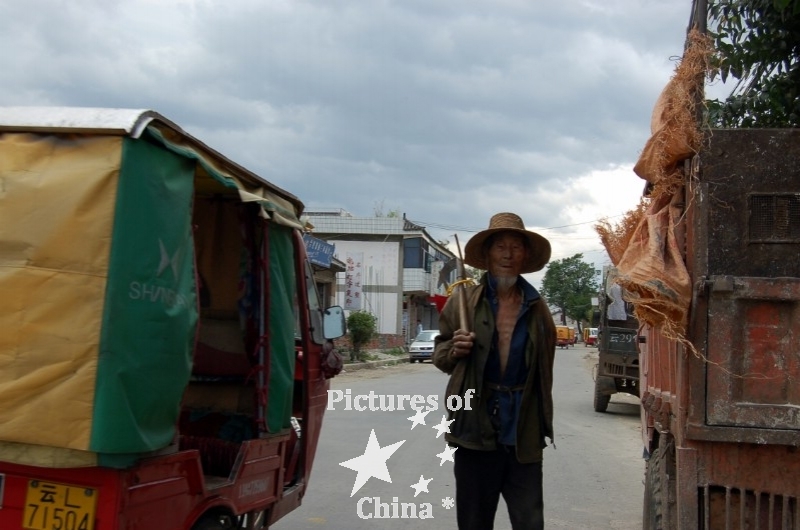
[463, 213, 551, 273]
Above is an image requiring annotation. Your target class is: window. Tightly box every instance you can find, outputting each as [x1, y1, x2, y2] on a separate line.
[403, 237, 423, 268]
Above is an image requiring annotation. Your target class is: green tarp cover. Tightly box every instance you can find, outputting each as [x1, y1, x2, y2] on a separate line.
[93, 136, 197, 458]
[266, 224, 297, 433]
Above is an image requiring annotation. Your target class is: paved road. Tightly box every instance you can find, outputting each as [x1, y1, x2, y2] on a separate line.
[273, 344, 643, 529]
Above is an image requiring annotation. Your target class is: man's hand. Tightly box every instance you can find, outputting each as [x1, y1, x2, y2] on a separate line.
[451, 329, 475, 359]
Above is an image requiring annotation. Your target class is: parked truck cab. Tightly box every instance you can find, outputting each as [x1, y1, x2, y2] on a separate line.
[593, 267, 640, 413]
[0, 107, 344, 529]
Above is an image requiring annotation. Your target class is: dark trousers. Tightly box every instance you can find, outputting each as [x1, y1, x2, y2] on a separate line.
[453, 446, 544, 530]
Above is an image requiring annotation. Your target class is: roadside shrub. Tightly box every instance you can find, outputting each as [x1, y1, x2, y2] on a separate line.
[346, 311, 377, 361]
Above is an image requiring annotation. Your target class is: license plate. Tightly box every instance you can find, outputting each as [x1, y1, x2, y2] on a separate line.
[23, 480, 97, 530]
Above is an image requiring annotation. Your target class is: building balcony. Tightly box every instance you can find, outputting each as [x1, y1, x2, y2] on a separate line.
[403, 268, 435, 295]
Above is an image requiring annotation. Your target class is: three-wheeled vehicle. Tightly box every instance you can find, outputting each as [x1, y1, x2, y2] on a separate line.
[0, 107, 345, 529]
[583, 327, 598, 346]
[555, 325, 575, 348]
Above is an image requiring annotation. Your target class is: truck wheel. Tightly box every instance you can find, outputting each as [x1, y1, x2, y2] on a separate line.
[642, 449, 651, 530]
[644, 438, 677, 530]
[192, 515, 234, 530]
[593, 378, 610, 412]
[643, 447, 663, 530]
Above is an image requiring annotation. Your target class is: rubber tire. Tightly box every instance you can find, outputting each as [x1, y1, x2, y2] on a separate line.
[643, 439, 677, 530]
[593, 377, 610, 412]
[643, 449, 652, 530]
[643, 447, 663, 530]
[192, 516, 231, 530]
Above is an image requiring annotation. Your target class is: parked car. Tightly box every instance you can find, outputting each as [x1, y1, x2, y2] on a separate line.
[409, 330, 439, 362]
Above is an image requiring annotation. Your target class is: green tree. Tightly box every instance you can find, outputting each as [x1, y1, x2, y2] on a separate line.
[706, 0, 800, 127]
[539, 254, 599, 328]
[346, 311, 377, 361]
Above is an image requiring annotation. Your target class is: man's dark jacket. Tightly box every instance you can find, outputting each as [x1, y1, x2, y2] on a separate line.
[433, 274, 557, 463]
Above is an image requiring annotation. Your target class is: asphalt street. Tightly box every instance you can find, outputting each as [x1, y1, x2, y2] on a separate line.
[273, 343, 644, 529]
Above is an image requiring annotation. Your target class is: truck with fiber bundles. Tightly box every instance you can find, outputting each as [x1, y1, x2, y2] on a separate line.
[600, 4, 800, 526]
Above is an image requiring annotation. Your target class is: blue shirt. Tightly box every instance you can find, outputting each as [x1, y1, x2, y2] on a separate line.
[484, 273, 540, 446]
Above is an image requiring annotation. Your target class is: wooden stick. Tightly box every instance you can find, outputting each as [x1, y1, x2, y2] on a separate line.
[453, 234, 469, 332]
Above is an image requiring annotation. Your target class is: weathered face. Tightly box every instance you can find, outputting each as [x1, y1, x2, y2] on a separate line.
[487, 232, 528, 279]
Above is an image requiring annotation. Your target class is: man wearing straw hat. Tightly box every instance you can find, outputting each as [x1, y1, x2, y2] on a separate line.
[433, 212, 556, 530]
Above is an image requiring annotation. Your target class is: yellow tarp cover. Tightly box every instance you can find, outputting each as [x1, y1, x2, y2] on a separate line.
[0, 133, 120, 453]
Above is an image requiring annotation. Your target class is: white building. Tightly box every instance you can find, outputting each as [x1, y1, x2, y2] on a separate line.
[306, 209, 456, 346]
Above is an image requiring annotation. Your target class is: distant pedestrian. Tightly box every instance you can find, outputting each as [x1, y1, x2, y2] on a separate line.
[416, 319, 423, 336]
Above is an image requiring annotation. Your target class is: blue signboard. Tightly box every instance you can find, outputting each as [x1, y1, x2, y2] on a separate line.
[303, 234, 335, 268]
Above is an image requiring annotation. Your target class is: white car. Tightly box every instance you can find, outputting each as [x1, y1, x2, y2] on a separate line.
[409, 330, 439, 363]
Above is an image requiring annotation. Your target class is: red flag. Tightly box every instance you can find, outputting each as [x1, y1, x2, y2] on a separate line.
[430, 294, 449, 313]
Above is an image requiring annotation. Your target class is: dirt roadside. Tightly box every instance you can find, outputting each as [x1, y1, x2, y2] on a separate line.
[336, 343, 602, 381]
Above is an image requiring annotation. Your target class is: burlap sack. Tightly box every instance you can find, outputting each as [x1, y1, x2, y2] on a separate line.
[633, 82, 698, 185]
[608, 30, 712, 337]
[615, 191, 691, 334]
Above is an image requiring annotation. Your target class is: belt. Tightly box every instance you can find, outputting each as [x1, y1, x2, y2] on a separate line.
[484, 382, 525, 393]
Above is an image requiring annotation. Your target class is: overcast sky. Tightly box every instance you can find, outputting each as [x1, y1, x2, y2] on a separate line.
[1, 0, 699, 286]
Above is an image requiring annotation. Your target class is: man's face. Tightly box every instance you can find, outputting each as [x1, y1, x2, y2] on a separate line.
[487, 232, 528, 279]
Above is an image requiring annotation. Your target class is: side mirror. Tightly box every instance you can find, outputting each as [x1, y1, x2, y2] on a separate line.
[323, 306, 346, 339]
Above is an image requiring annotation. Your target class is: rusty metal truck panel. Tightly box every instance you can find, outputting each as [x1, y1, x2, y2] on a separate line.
[696, 128, 800, 279]
[689, 129, 800, 445]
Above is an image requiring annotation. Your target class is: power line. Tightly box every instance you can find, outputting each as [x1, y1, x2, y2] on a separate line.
[410, 212, 629, 234]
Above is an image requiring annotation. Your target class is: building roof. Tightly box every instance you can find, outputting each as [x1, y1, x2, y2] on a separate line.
[307, 214, 408, 235]
[306, 210, 454, 259]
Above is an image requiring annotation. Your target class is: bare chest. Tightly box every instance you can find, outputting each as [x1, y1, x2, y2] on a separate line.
[495, 298, 521, 376]
[496, 301, 519, 344]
